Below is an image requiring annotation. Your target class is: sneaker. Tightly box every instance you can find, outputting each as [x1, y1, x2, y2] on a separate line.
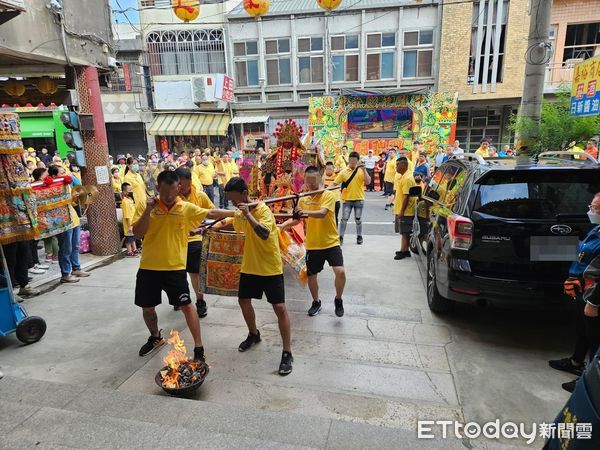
[52, 256, 59, 263]
[385, 204, 390, 211]
[193, 346, 205, 362]
[278, 351, 293, 375]
[139, 332, 165, 357]
[380, 193, 387, 197]
[357, 236, 363, 245]
[36, 263, 50, 270]
[125, 251, 138, 258]
[28, 267, 45, 275]
[334, 298, 344, 317]
[394, 251, 411, 260]
[549, 358, 585, 376]
[173, 305, 180, 311]
[18, 285, 40, 297]
[196, 299, 208, 318]
[45, 256, 54, 263]
[72, 270, 91, 278]
[308, 300, 322, 316]
[562, 378, 578, 393]
[238, 330, 261, 352]
[60, 275, 79, 283]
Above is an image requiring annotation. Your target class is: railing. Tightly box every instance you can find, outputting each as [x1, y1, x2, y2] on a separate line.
[544, 62, 577, 92]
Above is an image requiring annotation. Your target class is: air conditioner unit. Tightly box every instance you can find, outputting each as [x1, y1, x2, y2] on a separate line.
[191, 75, 216, 104]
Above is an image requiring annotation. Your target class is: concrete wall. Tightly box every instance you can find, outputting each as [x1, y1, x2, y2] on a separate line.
[0, 0, 113, 71]
[438, 0, 530, 102]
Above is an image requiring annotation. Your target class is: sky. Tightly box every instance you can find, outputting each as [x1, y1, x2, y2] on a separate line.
[111, 0, 140, 24]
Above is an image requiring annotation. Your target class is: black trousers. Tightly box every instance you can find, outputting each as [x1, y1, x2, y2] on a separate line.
[29, 240, 40, 266]
[572, 298, 600, 363]
[366, 168, 375, 191]
[2, 241, 29, 288]
[202, 184, 215, 203]
[334, 201, 340, 227]
[378, 171, 385, 191]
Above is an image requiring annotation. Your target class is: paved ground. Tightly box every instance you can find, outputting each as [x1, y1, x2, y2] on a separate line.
[0, 192, 576, 448]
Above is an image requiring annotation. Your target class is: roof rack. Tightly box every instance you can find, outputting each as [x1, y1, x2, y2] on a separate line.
[537, 151, 599, 165]
[448, 152, 487, 165]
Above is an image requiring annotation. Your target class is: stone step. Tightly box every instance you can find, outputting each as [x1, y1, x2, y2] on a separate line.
[0, 375, 465, 450]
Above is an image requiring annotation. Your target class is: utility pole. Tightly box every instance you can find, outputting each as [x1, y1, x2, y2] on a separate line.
[517, 0, 553, 149]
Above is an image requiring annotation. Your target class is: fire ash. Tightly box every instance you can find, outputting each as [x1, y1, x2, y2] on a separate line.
[159, 330, 206, 389]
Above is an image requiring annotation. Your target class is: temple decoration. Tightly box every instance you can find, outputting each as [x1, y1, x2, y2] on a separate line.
[316, 0, 342, 12]
[244, 0, 269, 18]
[172, 0, 200, 22]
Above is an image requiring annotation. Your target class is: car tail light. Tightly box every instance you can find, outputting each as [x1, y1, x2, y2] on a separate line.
[448, 214, 474, 250]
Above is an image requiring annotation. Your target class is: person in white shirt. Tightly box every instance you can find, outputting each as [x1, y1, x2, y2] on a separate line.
[363, 149, 379, 192]
[434, 145, 446, 169]
[452, 140, 464, 154]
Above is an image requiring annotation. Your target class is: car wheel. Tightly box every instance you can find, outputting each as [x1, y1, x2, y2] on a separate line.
[426, 252, 454, 314]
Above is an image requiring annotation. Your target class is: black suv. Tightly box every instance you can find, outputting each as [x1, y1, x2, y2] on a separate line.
[411, 152, 600, 313]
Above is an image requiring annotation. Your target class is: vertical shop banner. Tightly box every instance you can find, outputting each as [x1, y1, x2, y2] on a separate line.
[570, 56, 600, 117]
[214, 74, 234, 103]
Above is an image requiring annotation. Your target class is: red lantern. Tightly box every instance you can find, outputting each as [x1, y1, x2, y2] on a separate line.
[244, 0, 269, 18]
[172, 0, 200, 22]
[317, 0, 342, 12]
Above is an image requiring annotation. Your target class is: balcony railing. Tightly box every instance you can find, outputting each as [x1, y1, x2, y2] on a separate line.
[544, 61, 580, 93]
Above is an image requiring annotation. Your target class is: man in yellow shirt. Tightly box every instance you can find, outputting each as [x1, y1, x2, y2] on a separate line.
[214, 154, 228, 209]
[282, 166, 345, 318]
[392, 158, 416, 260]
[121, 182, 138, 257]
[383, 148, 397, 209]
[334, 145, 349, 173]
[133, 170, 230, 360]
[220, 177, 293, 376]
[334, 151, 371, 245]
[323, 161, 341, 225]
[175, 167, 214, 318]
[475, 139, 490, 158]
[194, 154, 216, 203]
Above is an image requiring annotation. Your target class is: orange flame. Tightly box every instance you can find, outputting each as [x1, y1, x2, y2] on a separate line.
[161, 330, 190, 389]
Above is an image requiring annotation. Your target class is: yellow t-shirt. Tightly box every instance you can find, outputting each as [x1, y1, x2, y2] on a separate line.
[121, 196, 135, 235]
[323, 173, 341, 202]
[384, 157, 397, 183]
[139, 199, 209, 271]
[393, 171, 416, 217]
[112, 177, 122, 194]
[233, 202, 282, 276]
[299, 190, 340, 250]
[229, 162, 240, 178]
[195, 164, 216, 186]
[181, 189, 214, 243]
[334, 167, 365, 201]
[214, 159, 227, 185]
[475, 147, 489, 158]
[123, 171, 148, 222]
[335, 154, 348, 171]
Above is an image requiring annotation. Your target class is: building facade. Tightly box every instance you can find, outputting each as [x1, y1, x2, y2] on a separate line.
[226, 0, 441, 149]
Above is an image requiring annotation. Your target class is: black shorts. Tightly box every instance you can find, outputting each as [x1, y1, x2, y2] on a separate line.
[125, 235, 135, 244]
[186, 241, 202, 274]
[134, 269, 191, 308]
[399, 217, 413, 235]
[306, 246, 344, 276]
[238, 273, 285, 304]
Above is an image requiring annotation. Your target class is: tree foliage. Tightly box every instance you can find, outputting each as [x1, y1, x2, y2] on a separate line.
[510, 90, 599, 155]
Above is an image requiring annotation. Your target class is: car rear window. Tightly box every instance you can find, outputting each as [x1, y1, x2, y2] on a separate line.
[473, 170, 600, 219]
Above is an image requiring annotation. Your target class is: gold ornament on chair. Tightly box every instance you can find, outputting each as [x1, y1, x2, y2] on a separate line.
[4, 79, 25, 97]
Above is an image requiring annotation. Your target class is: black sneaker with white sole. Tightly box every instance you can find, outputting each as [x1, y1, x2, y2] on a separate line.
[549, 357, 585, 376]
[308, 300, 322, 316]
[238, 330, 261, 352]
[139, 331, 165, 357]
[334, 298, 344, 317]
[193, 346, 205, 362]
[279, 351, 293, 375]
[196, 299, 208, 318]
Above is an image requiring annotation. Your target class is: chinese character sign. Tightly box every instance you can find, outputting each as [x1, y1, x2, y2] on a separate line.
[214, 74, 234, 103]
[570, 56, 600, 117]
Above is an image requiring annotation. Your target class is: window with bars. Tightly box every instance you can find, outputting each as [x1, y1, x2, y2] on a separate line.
[402, 30, 433, 79]
[331, 35, 359, 82]
[468, 0, 509, 85]
[298, 36, 324, 84]
[366, 32, 396, 80]
[563, 22, 600, 63]
[106, 55, 143, 92]
[265, 38, 291, 86]
[146, 29, 225, 76]
[233, 41, 260, 87]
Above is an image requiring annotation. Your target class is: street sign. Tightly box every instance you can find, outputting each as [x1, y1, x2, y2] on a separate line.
[570, 56, 600, 117]
[214, 74, 234, 103]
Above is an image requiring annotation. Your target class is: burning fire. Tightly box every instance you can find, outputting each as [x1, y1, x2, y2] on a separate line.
[159, 330, 206, 389]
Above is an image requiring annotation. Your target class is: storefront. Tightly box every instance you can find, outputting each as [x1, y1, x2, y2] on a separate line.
[229, 115, 270, 151]
[308, 92, 459, 157]
[147, 112, 231, 154]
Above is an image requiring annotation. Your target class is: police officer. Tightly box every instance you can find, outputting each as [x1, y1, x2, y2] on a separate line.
[549, 192, 600, 392]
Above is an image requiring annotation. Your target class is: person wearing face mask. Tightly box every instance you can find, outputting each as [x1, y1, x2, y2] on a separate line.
[194, 154, 216, 203]
[124, 157, 148, 222]
[550, 193, 600, 392]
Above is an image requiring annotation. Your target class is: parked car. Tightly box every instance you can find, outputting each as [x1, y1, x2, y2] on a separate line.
[411, 152, 600, 313]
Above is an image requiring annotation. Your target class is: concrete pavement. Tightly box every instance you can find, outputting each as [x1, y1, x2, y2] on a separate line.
[0, 192, 576, 448]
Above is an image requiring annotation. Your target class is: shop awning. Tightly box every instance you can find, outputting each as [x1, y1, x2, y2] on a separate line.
[147, 113, 230, 136]
[230, 115, 269, 124]
[20, 115, 55, 138]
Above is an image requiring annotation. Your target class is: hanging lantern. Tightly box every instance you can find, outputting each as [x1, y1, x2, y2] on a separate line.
[317, 0, 342, 12]
[4, 79, 25, 97]
[172, 0, 200, 22]
[36, 77, 58, 95]
[244, 0, 269, 18]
